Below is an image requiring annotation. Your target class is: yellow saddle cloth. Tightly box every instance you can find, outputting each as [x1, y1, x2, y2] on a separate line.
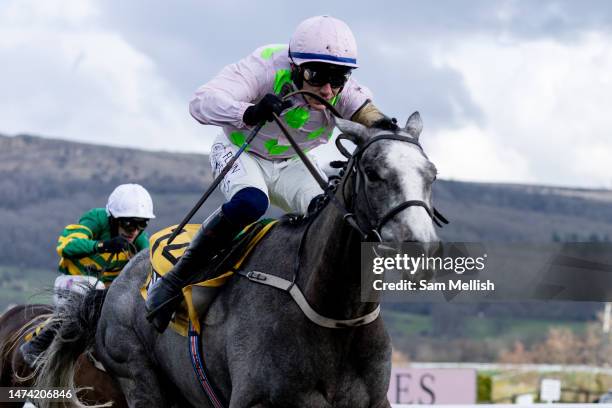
[140, 220, 277, 336]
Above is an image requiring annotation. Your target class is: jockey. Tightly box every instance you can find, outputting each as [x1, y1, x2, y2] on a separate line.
[145, 15, 397, 332]
[56, 183, 155, 284]
[20, 183, 155, 366]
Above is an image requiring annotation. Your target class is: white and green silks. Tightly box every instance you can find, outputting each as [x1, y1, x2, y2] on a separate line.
[189, 44, 372, 160]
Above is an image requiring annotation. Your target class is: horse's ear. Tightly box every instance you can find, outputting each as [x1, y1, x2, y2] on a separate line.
[335, 118, 369, 145]
[404, 111, 423, 139]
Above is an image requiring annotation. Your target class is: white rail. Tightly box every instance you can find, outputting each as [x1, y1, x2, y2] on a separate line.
[407, 362, 612, 375]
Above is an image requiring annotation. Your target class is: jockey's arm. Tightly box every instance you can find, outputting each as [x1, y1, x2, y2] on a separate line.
[334, 79, 394, 129]
[350, 100, 387, 127]
[189, 48, 272, 129]
[56, 210, 104, 258]
[188, 46, 391, 131]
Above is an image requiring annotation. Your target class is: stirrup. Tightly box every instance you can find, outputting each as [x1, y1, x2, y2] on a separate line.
[146, 287, 186, 333]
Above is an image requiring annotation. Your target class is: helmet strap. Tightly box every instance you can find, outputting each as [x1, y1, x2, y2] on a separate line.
[290, 64, 304, 89]
[288, 46, 304, 89]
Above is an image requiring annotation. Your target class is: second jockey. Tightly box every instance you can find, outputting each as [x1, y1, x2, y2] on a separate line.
[20, 184, 155, 366]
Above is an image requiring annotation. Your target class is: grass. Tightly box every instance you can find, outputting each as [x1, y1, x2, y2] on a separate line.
[383, 309, 589, 345]
[463, 315, 587, 342]
[383, 309, 431, 336]
[0, 265, 55, 311]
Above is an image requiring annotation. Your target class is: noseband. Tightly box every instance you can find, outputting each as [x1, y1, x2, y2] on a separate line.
[335, 133, 448, 241]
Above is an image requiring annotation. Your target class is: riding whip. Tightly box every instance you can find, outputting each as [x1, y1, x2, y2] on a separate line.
[167, 91, 338, 245]
[166, 121, 265, 245]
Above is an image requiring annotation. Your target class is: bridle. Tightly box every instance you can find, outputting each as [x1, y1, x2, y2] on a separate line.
[333, 132, 448, 242]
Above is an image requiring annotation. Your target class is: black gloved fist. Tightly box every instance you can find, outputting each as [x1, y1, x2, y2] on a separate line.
[243, 93, 293, 126]
[97, 236, 131, 253]
[372, 117, 399, 131]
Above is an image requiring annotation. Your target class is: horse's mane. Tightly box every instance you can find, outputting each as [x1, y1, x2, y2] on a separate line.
[34, 287, 111, 408]
[1, 305, 51, 355]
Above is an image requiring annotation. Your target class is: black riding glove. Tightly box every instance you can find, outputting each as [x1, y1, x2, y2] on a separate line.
[372, 117, 399, 131]
[243, 94, 293, 126]
[96, 236, 131, 253]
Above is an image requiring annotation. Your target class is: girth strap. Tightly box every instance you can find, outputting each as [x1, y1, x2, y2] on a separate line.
[238, 270, 380, 329]
[188, 323, 226, 408]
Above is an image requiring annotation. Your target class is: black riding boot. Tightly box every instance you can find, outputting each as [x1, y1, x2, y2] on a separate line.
[20, 320, 60, 367]
[145, 209, 242, 333]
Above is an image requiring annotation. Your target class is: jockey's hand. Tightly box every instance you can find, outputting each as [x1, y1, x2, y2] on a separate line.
[243, 94, 293, 126]
[97, 236, 131, 253]
[372, 117, 399, 131]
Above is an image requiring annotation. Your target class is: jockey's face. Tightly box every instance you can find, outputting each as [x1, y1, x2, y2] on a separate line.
[117, 218, 148, 243]
[302, 82, 340, 111]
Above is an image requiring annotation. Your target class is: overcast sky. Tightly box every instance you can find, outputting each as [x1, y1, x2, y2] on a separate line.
[1, 0, 611, 188]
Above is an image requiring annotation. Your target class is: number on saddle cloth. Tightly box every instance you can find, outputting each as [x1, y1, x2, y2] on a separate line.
[144, 220, 277, 335]
[149, 220, 275, 280]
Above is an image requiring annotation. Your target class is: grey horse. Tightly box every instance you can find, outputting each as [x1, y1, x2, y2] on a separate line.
[36, 113, 440, 408]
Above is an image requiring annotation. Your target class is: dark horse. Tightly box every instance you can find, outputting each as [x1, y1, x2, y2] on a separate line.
[0, 303, 127, 407]
[37, 114, 441, 407]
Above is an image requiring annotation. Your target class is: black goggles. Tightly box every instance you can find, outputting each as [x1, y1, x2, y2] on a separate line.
[117, 218, 149, 230]
[301, 64, 352, 88]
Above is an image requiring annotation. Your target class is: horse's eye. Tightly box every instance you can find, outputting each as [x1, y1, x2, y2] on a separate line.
[364, 168, 382, 182]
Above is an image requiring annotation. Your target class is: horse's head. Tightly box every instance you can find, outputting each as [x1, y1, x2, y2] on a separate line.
[335, 112, 440, 243]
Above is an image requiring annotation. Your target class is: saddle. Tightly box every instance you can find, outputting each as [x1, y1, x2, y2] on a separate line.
[141, 219, 277, 335]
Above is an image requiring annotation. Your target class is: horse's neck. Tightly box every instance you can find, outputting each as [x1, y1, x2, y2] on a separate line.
[300, 191, 376, 320]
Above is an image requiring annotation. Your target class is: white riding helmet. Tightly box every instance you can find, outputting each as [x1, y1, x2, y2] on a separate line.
[106, 183, 156, 219]
[289, 15, 358, 68]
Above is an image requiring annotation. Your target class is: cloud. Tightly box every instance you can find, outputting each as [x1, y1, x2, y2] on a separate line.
[1, 0, 98, 25]
[2, 0, 612, 188]
[426, 31, 612, 188]
[0, 0, 216, 153]
[424, 124, 533, 184]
